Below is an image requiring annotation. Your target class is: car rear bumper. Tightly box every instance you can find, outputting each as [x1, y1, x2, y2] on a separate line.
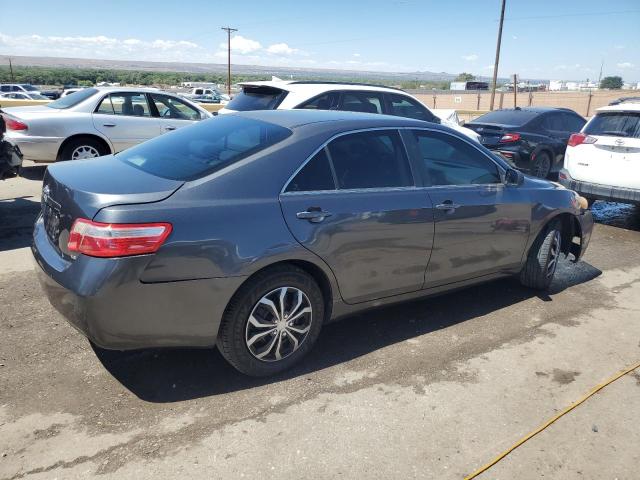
[5, 133, 63, 162]
[32, 216, 246, 350]
[559, 169, 640, 205]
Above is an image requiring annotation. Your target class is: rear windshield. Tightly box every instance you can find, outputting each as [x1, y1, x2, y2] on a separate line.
[472, 109, 539, 126]
[117, 115, 292, 181]
[226, 86, 287, 111]
[47, 88, 97, 109]
[584, 112, 640, 138]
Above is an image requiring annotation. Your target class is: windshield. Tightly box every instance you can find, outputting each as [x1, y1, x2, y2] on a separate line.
[226, 86, 287, 111]
[21, 84, 39, 92]
[472, 109, 539, 127]
[118, 115, 292, 181]
[47, 88, 98, 109]
[584, 112, 640, 138]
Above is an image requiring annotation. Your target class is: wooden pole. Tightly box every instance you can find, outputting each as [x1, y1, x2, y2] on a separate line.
[489, 0, 507, 111]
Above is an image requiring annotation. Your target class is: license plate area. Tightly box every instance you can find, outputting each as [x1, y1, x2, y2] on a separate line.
[42, 200, 61, 246]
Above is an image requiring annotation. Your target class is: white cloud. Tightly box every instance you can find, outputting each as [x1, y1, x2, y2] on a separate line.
[462, 54, 478, 61]
[617, 62, 635, 69]
[266, 43, 298, 55]
[218, 35, 262, 54]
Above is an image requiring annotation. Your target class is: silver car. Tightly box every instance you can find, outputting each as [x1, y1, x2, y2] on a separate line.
[1, 87, 211, 162]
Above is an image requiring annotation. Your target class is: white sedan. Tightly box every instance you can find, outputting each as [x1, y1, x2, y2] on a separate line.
[1, 87, 211, 162]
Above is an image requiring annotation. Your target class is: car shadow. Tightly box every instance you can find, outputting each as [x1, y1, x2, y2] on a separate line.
[18, 163, 47, 181]
[0, 196, 41, 252]
[94, 259, 602, 403]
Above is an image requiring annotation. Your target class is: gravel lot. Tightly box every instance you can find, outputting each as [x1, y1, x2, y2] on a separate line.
[1, 163, 639, 479]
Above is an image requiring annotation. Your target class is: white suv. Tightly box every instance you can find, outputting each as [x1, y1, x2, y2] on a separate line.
[219, 81, 480, 141]
[560, 102, 640, 206]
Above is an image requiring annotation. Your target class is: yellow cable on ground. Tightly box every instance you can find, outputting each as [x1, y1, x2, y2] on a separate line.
[464, 360, 640, 480]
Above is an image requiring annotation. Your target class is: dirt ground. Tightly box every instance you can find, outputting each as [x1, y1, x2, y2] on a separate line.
[1, 163, 639, 479]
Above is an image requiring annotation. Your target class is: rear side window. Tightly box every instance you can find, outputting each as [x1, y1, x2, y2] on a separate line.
[473, 109, 539, 126]
[584, 112, 640, 138]
[47, 88, 98, 109]
[118, 116, 292, 181]
[388, 94, 435, 122]
[542, 113, 565, 131]
[286, 149, 335, 192]
[96, 93, 151, 117]
[226, 86, 287, 111]
[413, 130, 501, 186]
[340, 92, 384, 114]
[563, 113, 586, 132]
[296, 91, 340, 110]
[327, 130, 413, 189]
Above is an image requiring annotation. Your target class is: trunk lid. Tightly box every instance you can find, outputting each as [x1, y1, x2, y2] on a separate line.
[464, 122, 515, 148]
[41, 155, 183, 257]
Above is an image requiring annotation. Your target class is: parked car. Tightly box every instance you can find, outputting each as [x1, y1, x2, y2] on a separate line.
[33, 110, 593, 376]
[219, 81, 481, 141]
[0, 84, 42, 95]
[0, 114, 23, 178]
[190, 93, 222, 104]
[560, 102, 640, 205]
[1, 87, 211, 162]
[0, 92, 50, 101]
[465, 107, 586, 178]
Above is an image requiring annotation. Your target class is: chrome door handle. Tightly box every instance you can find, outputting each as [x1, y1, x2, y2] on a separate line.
[102, 123, 116, 127]
[164, 126, 176, 131]
[435, 202, 461, 212]
[296, 209, 332, 223]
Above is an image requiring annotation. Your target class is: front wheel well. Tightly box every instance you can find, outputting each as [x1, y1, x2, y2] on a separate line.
[544, 213, 583, 259]
[56, 134, 112, 161]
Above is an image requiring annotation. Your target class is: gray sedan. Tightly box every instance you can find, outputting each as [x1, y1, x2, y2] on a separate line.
[32, 110, 593, 376]
[1, 87, 210, 162]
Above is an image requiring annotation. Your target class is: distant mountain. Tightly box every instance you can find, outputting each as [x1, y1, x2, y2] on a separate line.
[0, 54, 505, 83]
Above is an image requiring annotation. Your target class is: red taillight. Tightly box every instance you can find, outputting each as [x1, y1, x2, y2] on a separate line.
[2, 114, 28, 131]
[567, 133, 597, 147]
[499, 132, 521, 143]
[67, 219, 172, 258]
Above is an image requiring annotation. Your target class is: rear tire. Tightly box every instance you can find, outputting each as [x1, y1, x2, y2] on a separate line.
[519, 220, 562, 290]
[531, 151, 552, 179]
[217, 265, 325, 377]
[59, 137, 108, 161]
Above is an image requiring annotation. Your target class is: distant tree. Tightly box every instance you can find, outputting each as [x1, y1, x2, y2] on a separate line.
[455, 72, 475, 82]
[600, 76, 623, 89]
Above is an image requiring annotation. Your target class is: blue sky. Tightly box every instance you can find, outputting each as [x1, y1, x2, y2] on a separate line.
[0, 0, 638, 81]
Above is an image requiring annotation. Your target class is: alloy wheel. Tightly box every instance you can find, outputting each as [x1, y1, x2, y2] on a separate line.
[245, 287, 313, 362]
[533, 155, 551, 178]
[71, 145, 100, 160]
[546, 230, 561, 278]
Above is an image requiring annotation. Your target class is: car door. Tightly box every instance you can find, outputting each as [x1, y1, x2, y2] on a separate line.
[405, 128, 531, 288]
[149, 93, 205, 134]
[280, 129, 435, 304]
[92, 92, 161, 153]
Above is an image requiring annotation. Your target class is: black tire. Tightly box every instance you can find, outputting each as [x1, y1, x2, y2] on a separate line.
[531, 151, 552, 179]
[585, 196, 596, 208]
[519, 220, 562, 290]
[59, 137, 108, 161]
[217, 265, 325, 377]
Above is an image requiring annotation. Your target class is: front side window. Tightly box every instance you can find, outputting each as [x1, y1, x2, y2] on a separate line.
[340, 92, 384, 114]
[296, 91, 340, 110]
[151, 94, 202, 120]
[413, 130, 501, 186]
[118, 115, 292, 181]
[584, 112, 640, 138]
[327, 130, 413, 189]
[286, 149, 336, 192]
[388, 94, 435, 122]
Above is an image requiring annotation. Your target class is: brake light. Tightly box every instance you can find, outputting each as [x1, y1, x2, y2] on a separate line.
[567, 133, 597, 147]
[2, 114, 28, 131]
[499, 132, 521, 143]
[67, 219, 172, 258]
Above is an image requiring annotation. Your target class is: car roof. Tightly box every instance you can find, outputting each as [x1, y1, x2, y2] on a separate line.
[496, 107, 577, 114]
[238, 80, 406, 95]
[596, 103, 640, 113]
[233, 108, 440, 130]
[90, 86, 161, 93]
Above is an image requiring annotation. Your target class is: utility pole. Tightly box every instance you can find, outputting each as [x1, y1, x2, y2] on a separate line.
[221, 26, 238, 96]
[489, 0, 506, 111]
[9, 57, 15, 82]
[597, 59, 604, 88]
[513, 73, 518, 107]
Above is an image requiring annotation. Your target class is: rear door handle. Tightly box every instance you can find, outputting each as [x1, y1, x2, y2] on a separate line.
[102, 123, 116, 127]
[163, 125, 176, 131]
[296, 209, 332, 223]
[435, 201, 460, 213]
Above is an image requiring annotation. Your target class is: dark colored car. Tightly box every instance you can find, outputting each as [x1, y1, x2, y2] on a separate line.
[33, 110, 593, 376]
[465, 107, 586, 178]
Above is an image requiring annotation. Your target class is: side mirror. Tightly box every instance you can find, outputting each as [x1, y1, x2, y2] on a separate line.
[505, 168, 524, 186]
